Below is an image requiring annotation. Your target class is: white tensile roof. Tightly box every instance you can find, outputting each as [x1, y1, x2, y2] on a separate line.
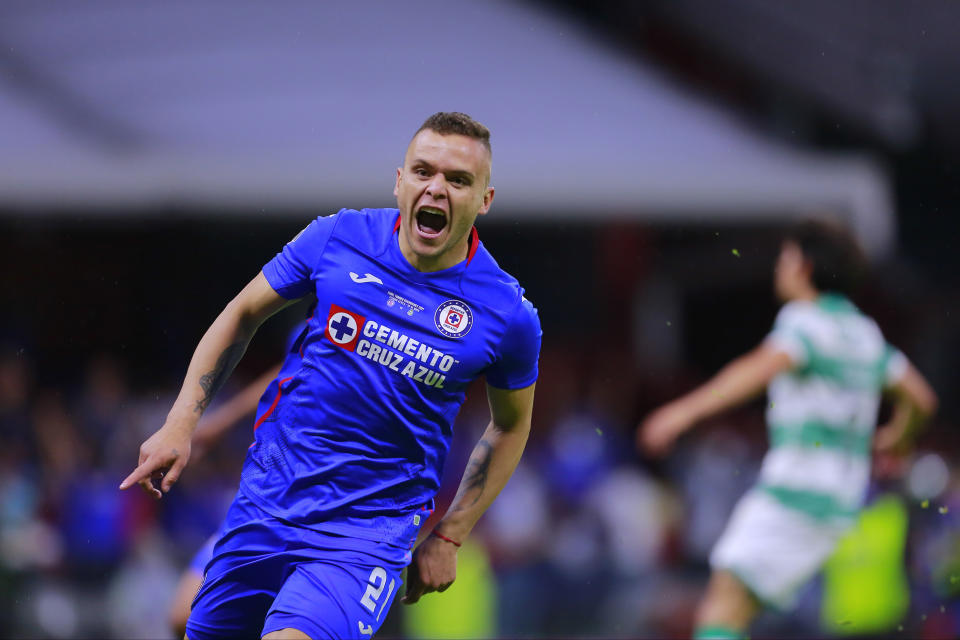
[0, 0, 893, 254]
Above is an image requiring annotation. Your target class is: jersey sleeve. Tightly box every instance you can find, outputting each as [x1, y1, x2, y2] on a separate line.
[763, 302, 811, 367]
[882, 344, 909, 386]
[262, 213, 341, 299]
[485, 296, 542, 390]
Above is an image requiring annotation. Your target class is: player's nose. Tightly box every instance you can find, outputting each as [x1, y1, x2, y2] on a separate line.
[425, 174, 447, 199]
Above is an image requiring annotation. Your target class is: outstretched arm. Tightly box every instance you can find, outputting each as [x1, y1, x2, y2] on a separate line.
[874, 362, 938, 454]
[402, 382, 535, 604]
[191, 363, 283, 460]
[120, 272, 296, 497]
[639, 343, 793, 456]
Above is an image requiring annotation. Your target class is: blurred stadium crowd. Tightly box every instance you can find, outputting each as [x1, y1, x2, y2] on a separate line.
[1, 222, 958, 638]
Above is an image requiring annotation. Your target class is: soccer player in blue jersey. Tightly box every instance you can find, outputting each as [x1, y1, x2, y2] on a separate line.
[121, 112, 541, 640]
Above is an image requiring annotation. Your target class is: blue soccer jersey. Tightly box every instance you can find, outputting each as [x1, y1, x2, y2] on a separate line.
[240, 208, 541, 552]
[249, 314, 311, 433]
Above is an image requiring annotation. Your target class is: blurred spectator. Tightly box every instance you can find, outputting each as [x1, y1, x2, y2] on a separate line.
[482, 460, 553, 636]
[0, 346, 35, 461]
[669, 428, 759, 562]
[75, 354, 135, 471]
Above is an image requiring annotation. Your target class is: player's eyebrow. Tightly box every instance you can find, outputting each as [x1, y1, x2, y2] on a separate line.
[411, 159, 476, 181]
[444, 169, 475, 182]
[409, 158, 438, 173]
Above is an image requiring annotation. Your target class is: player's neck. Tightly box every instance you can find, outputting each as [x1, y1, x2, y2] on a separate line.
[399, 234, 470, 273]
[791, 284, 819, 302]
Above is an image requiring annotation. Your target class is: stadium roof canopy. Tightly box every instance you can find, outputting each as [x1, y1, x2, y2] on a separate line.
[0, 1, 893, 254]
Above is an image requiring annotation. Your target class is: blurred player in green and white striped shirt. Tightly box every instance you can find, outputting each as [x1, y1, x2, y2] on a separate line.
[639, 220, 937, 640]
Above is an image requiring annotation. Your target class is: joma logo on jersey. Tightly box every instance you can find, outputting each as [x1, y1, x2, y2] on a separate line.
[325, 304, 365, 351]
[435, 300, 473, 338]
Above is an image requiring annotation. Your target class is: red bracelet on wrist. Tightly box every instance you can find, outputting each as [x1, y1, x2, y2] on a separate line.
[431, 530, 462, 547]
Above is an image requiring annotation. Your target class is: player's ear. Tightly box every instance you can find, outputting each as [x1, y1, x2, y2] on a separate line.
[394, 168, 402, 197]
[477, 186, 495, 217]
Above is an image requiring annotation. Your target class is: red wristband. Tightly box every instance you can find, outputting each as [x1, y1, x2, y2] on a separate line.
[431, 530, 462, 547]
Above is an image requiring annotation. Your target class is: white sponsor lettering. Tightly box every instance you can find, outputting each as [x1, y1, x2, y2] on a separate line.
[439, 355, 454, 372]
[404, 338, 419, 357]
[355, 338, 446, 389]
[415, 343, 432, 363]
[387, 330, 407, 351]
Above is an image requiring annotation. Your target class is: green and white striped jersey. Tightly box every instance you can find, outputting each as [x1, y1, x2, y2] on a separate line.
[759, 294, 907, 523]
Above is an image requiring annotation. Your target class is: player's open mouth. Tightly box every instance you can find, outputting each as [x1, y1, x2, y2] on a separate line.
[416, 207, 447, 238]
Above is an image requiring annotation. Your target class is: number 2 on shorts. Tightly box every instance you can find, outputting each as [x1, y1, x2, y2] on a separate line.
[360, 566, 396, 621]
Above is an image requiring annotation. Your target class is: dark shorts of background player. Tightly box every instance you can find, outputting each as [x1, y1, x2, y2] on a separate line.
[186, 490, 407, 640]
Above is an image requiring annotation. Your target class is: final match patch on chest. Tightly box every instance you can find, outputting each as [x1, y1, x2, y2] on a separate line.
[434, 300, 473, 338]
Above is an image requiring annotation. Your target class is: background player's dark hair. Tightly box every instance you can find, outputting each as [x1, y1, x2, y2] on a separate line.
[416, 112, 491, 155]
[785, 218, 867, 296]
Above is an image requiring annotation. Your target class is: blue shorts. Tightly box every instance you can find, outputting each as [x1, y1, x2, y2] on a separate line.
[186, 490, 407, 640]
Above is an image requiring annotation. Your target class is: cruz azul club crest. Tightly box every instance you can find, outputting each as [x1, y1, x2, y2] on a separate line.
[434, 300, 473, 338]
[325, 304, 365, 351]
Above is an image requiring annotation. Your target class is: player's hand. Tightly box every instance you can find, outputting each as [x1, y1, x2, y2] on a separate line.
[873, 421, 909, 456]
[638, 403, 693, 457]
[401, 532, 458, 605]
[872, 421, 911, 480]
[119, 423, 192, 499]
[872, 449, 908, 480]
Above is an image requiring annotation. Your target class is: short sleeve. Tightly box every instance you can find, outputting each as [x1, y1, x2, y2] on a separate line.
[485, 296, 542, 390]
[763, 303, 810, 367]
[262, 213, 340, 299]
[883, 345, 909, 386]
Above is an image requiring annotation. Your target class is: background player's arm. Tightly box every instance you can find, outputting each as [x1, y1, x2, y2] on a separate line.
[402, 381, 535, 604]
[874, 362, 938, 454]
[640, 343, 793, 456]
[191, 362, 282, 459]
[120, 272, 296, 497]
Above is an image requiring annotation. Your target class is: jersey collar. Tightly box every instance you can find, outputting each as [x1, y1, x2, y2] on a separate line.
[393, 213, 479, 266]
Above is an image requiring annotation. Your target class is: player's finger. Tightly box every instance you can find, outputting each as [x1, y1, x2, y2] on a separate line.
[402, 574, 424, 601]
[137, 475, 162, 499]
[401, 585, 424, 605]
[644, 427, 669, 456]
[120, 458, 159, 490]
[401, 570, 424, 604]
[437, 581, 453, 593]
[637, 426, 656, 454]
[161, 457, 187, 493]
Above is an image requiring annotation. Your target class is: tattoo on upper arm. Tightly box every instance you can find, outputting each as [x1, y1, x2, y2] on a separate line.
[453, 439, 493, 510]
[194, 342, 246, 413]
